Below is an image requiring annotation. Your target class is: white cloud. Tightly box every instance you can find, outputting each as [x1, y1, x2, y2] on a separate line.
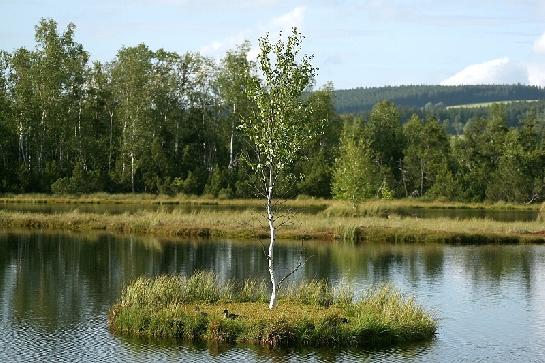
[533, 31, 545, 54]
[199, 32, 248, 57]
[199, 41, 223, 54]
[528, 64, 545, 86]
[440, 57, 528, 85]
[142, 0, 281, 6]
[271, 6, 306, 30]
[199, 6, 306, 58]
[442, 27, 545, 87]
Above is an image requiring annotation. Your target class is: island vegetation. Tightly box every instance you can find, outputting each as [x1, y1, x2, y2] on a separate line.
[108, 272, 437, 348]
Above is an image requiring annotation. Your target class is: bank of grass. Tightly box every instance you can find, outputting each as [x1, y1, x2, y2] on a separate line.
[109, 272, 436, 348]
[0, 208, 544, 243]
[320, 199, 539, 218]
[0, 193, 539, 214]
[0, 193, 330, 209]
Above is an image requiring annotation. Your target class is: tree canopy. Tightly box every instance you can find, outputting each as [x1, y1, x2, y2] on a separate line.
[2, 19, 545, 204]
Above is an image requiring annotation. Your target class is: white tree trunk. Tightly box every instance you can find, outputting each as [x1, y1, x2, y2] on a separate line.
[131, 152, 135, 193]
[229, 103, 235, 169]
[39, 109, 45, 172]
[229, 127, 234, 168]
[78, 103, 82, 161]
[18, 121, 25, 165]
[267, 168, 277, 309]
[420, 158, 424, 196]
[108, 110, 114, 173]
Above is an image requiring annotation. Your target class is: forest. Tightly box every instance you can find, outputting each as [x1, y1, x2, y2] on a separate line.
[334, 84, 545, 112]
[1, 19, 545, 203]
[335, 85, 545, 133]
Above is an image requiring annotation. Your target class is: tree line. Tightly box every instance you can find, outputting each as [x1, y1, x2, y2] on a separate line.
[349, 99, 545, 136]
[334, 102, 545, 203]
[334, 84, 545, 113]
[1, 19, 545, 203]
[0, 19, 338, 197]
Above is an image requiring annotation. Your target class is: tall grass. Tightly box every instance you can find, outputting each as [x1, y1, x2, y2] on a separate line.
[0, 193, 538, 211]
[109, 272, 436, 348]
[320, 199, 539, 218]
[538, 202, 545, 222]
[0, 193, 330, 208]
[0, 208, 544, 244]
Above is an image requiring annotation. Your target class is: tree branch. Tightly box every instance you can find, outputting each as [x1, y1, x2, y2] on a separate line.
[277, 256, 311, 289]
[277, 240, 310, 289]
[259, 239, 271, 260]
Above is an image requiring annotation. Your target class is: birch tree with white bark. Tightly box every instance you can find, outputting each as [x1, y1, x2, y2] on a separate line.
[237, 28, 321, 309]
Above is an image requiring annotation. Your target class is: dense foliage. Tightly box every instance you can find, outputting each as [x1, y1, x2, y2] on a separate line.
[333, 102, 545, 203]
[0, 19, 338, 197]
[1, 19, 545, 203]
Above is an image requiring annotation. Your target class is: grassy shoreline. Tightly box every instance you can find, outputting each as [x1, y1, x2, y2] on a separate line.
[0, 193, 539, 211]
[0, 207, 544, 244]
[108, 273, 436, 348]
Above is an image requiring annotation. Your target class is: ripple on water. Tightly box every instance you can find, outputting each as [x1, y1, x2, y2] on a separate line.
[2, 233, 545, 362]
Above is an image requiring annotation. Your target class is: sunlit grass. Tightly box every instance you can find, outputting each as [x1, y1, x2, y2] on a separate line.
[0, 193, 538, 211]
[108, 272, 436, 348]
[0, 206, 544, 243]
[445, 99, 538, 109]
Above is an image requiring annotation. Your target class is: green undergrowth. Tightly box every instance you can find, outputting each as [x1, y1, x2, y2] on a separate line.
[109, 272, 436, 349]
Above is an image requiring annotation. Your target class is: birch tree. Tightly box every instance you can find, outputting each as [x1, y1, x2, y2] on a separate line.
[238, 28, 320, 309]
[218, 41, 253, 169]
[111, 44, 153, 192]
[403, 115, 449, 197]
[332, 120, 380, 203]
[0, 51, 15, 191]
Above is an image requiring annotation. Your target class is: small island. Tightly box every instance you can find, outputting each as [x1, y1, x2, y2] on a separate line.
[108, 272, 436, 348]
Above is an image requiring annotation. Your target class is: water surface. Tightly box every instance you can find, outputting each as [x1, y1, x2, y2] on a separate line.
[396, 207, 538, 222]
[1, 231, 544, 362]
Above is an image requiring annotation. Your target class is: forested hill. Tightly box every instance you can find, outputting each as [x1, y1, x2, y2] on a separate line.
[333, 85, 545, 114]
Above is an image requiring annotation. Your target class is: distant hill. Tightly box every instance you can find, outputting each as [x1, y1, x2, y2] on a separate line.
[333, 85, 545, 114]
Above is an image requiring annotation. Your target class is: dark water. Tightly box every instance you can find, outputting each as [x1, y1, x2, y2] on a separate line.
[0, 202, 538, 222]
[396, 207, 538, 222]
[0, 202, 325, 216]
[1, 231, 545, 362]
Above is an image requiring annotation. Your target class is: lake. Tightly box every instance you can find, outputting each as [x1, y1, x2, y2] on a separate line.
[1, 231, 544, 362]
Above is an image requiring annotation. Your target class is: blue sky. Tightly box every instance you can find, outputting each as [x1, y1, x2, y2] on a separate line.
[2, 0, 545, 89]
